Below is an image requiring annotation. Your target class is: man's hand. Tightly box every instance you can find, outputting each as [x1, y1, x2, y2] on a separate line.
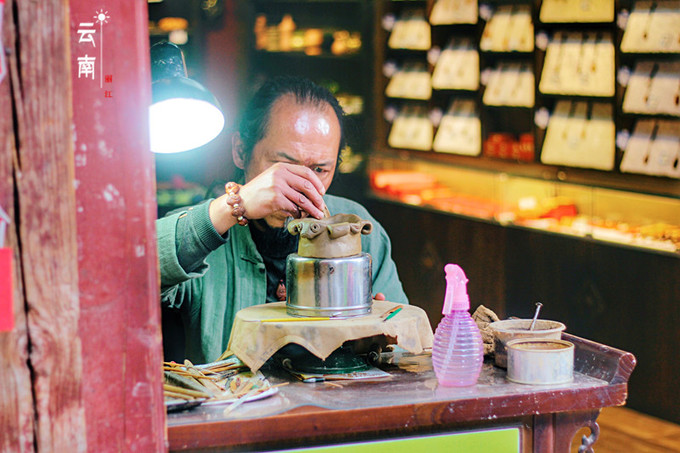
[210, 163, 329, 234]
[374, 293, 386, 301]
[240, 163, 328, 225]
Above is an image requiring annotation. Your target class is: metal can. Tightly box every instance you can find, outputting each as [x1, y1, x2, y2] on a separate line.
[506, 338, 574, 385]
[285, 252, 372, 318]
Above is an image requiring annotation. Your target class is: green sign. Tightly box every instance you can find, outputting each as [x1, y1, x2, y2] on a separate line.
[279, 427, 520, 452]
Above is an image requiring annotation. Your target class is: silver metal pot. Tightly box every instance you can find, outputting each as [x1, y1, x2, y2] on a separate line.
[285, 252, 372, 318]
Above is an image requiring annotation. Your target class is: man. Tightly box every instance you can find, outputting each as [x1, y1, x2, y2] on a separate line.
[158, 76, 407, 364]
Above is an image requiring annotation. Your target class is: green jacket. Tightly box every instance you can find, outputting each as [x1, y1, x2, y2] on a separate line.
[158, 194, 408, 364]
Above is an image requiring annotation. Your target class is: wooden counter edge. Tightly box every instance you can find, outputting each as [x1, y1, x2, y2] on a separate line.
[564, 333, 637, 385]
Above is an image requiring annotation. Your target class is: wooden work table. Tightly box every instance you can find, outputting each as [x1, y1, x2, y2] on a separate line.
[167, 333, 635, 452]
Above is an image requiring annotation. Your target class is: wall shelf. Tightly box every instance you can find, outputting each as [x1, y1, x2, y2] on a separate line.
[370, 0, 679, 241]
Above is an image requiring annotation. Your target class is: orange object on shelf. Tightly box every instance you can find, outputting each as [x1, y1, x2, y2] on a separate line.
[483, 133, 534, 162]
[427, 194, 502, 220]
[370, 170, 502, 219]
[540, 204, 578, 220]
[513, 196, 578, 222]
[370, 170, 438, 192]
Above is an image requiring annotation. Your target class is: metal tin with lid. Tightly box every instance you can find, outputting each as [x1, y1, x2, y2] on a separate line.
[506, 338, 574, 385]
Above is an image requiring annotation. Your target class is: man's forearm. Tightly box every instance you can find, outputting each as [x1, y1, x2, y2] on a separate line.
[157, 200, 226, 286]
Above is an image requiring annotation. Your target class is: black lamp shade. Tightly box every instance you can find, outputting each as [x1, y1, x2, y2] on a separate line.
[149, 42, 225, 153]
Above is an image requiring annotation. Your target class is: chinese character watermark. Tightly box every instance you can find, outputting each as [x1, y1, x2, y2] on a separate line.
[77, 55, 96, 80]
[77, 23, 96, 47]
[75, 9, 111, 94]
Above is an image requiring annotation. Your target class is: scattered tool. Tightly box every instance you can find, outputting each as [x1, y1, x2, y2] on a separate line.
[529, 302, 543, 330]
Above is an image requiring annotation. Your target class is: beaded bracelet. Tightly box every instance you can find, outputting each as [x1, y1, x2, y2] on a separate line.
[225, 182, 248, 226]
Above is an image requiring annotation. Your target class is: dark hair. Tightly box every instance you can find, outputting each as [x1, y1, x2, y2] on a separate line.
[237, 76, 346, 169]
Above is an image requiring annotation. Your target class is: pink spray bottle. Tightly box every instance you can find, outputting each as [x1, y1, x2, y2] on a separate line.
[431, 264, 484, 387]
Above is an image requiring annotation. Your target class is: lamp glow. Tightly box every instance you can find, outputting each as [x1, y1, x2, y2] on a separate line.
[149, 98, 224, 153]
[149, 41, 225, 153]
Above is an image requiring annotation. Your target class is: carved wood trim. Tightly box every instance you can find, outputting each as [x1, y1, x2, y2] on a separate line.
[533, 410, 601, 453]
[564, 333, 637, 385]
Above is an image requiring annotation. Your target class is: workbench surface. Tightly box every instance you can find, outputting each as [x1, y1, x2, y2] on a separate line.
[167, 333, 635, 452]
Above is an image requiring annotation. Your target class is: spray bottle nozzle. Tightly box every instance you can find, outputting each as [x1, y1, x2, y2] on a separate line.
[442, 264, 470, 314]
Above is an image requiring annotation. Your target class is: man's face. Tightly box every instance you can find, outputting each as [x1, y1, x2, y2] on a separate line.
[244, 95, 340, 189]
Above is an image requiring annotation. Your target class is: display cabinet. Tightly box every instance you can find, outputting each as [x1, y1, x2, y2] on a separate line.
[479, 2, 535, 162]
[372, 0, 679, 256]
[369, 0, 679, 424]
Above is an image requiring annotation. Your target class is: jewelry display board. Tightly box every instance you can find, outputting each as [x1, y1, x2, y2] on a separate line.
[618, 0, 680, 179]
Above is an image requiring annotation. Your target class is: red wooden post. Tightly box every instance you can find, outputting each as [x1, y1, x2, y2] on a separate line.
[69, 1, 166, 451]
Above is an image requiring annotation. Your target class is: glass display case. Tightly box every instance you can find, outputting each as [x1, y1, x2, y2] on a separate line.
[369, 154, 680, 255]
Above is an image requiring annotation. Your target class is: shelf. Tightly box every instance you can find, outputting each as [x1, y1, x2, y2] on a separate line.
[252, 50, 363, 61]
[372, 148, 680, 198]
[431, 87, 480, 94]
[620, 51, 680, 58]
[482, 104, 533, 110]
[537, 93, 616, 101]
[382, 48, 429, 55]
[619, 111, 680, 120]
[479, 50, 534, 57]
[367, 159, 680, 256]
[371, 193, 680, 258]
[254, 0, 367, 3]
[535, 21, 615, 29]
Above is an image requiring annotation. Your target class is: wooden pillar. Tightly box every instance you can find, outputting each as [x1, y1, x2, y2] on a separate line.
[69, 0, 166, 451]
[1, 0, 86, 451]
[0, 0, 165, 451]
[0, 1, 37, 449]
